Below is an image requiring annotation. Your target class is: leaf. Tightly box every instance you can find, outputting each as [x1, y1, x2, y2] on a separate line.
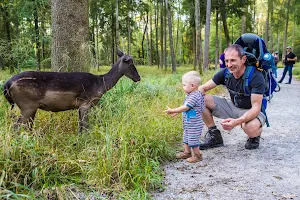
[273, 175, 283, 180]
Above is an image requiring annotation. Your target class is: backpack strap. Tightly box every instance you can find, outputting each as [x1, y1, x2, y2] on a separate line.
[243, 66, 255, 95]
[261, 99, 270, 127]
[244, 66, 270, 127]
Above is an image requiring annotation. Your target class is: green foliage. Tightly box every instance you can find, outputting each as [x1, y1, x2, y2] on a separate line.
[0, 66, 222, 198]
[293, 63, 300, 79]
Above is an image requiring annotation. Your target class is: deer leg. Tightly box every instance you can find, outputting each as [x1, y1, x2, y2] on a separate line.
[15, 108, 37, 131]
[78, 106, 90, 133]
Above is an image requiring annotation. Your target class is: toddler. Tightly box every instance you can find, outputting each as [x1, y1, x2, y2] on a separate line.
[165, 71, 205, 163]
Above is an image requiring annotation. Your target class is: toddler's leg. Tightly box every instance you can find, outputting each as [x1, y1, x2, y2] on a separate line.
[176, 144, 192, 159]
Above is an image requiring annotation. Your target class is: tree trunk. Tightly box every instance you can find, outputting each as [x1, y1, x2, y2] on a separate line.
[195, 0, 202, 74]
[253, 0, 257, 34]
[33, 0, 41, 71]
[277, 30, 280, 53]
[164, 1, 167, 71]
[51, 0, 89, 72]
[127, 1, 131, 55]
[115, 0, 119, 53]
[111, 4, 115, 64]
[242, 11, 246, 34]
[155, 0, 160, 68]
[165, 0, 176, 73]
[141, 15, 148, 65]
[176, 2, 181, 61]
[269, 0, 273, 52]
[146, 16, 150, 66]
[193, 28, 196, 70]
[292, 15, 295, 48]
[282, 0, 291, 59]
[96, 14, 100, 70]
[203, 0, 211, 71]
[265, 0, 269, 49]
[149, 11, 153, 65]
[219, 19, 223, 55]
[215, 9, 219, 70]
[220, 0, 230, 46]
[2, 5, 14, 73]
[160, 2, 164, 69]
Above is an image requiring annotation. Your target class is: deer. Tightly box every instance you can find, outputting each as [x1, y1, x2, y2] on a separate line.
[3, 50, 141, 133]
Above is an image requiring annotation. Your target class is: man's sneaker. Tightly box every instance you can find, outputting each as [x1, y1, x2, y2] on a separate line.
[245, 136, 260, 150]
[200, 128, 224, 150]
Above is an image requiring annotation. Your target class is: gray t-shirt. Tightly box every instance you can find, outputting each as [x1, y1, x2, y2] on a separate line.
[212, 67, 265, 109]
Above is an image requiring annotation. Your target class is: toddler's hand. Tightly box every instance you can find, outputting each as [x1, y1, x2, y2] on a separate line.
[164, 106, 178, 117]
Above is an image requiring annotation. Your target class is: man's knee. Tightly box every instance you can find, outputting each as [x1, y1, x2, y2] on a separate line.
[241, 118, 261, 133]
[204, 94, 215, 110]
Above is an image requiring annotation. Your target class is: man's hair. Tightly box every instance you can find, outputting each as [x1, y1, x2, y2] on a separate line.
[182, 71, 201, 86]
[225, 44, 245, 58]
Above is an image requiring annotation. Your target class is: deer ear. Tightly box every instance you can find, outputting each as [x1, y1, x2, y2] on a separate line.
[123, 56, 132, 62]
[117, 49, 124, 57]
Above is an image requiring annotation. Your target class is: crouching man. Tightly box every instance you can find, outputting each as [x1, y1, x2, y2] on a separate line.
[199, 44, 266, 150]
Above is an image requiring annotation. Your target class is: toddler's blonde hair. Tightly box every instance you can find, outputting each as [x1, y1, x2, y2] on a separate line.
[182, 71, 201, 87]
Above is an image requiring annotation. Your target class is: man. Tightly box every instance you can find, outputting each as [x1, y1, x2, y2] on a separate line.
[199, 44, 266, 150]
[272, 51, 279, 78]
[278, 46, 297, 84]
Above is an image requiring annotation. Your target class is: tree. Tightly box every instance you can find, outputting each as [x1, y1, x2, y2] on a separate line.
[195, 0, 202, 74]
[0, 2, 14, 73]
[282, 0, 291, 59]
[165, 0, 176, 73]
[219, 0, 230, 46]
[51, 0, 89, 72]
[33, 0, 41, 71]
[215, 10, 219, 70]
[203, 0, 211, 71]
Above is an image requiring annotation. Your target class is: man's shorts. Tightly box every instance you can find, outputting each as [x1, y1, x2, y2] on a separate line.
[211, 96, 266, 126]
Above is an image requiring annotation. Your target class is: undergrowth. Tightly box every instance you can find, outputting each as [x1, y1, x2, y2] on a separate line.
[0, 66, 218, 199]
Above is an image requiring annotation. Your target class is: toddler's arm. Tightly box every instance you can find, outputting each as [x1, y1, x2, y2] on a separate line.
[165, 105, 189, 116]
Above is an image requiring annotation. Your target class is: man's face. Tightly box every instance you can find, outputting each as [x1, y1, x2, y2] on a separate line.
[225, 49, 246, 74]
[287, 48, 291, 52]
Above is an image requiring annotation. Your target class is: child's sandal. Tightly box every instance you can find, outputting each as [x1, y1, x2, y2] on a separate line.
[186, 153, 203, 163]
[176, 152, 192, 159]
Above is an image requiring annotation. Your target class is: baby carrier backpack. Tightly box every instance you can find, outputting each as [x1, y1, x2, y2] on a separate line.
[224, 33, 280, 127]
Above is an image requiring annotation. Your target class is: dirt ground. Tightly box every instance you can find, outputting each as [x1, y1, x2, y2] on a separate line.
[152, 68, 300, 200]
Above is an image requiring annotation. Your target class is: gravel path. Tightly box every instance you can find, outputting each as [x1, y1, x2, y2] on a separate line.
[152, 68, 300, 200]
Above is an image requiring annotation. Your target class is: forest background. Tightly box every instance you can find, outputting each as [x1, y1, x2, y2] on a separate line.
[1, 0, 300, 73]
[1, 0, 300, 199]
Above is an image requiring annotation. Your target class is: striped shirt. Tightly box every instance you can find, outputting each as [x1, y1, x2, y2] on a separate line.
[182, 90, 205, 147]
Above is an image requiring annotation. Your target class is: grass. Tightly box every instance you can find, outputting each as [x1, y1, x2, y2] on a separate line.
[292, 63, 300, 79]
[0, 65, 219, 199]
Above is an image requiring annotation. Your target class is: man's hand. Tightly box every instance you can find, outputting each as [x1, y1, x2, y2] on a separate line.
[220, 118, 237, 131]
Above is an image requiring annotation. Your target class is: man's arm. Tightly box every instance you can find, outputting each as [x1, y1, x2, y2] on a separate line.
[287, 56, 298, 61]
[198, 79, 217, 94]
[221, 93, 263, 130]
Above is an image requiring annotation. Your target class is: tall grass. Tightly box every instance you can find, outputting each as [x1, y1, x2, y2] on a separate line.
[0, 66, 219, 199]
[292, 63, 300, 79]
